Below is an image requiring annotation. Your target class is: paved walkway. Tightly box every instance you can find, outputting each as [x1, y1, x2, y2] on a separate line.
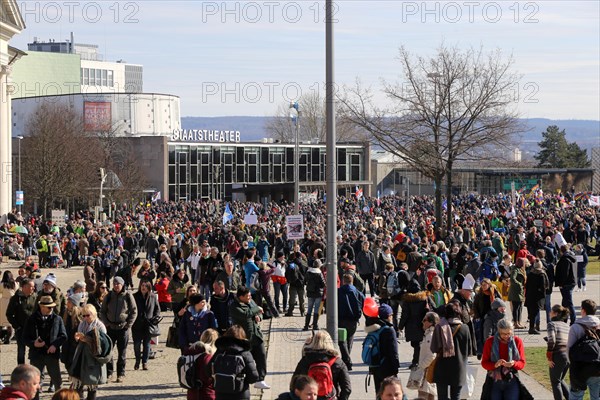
[0, 258, 597, 399]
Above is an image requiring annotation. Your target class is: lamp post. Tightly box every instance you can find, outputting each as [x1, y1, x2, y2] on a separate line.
[16, 136, 23, 212]
[289, 102, 300, 215]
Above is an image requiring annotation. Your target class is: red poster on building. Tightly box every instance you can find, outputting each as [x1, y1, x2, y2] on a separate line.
[84, 102, 112, 131]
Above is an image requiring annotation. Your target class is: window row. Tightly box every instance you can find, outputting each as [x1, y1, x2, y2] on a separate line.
[81, 68, 114, 87]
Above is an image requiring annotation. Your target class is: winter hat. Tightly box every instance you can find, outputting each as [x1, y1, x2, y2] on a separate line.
[379, 304, 393, 320]
[113, 276, 125, 286]
[408, 280, 421, 294]
[68, 293, 85, 307]
[491, 298, 507, 310]
[44, 273, 57, 288]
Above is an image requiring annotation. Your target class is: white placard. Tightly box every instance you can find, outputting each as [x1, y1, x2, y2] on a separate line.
[286, 215, 304, 240]
[51, 210, 66, 227]
[533, 219, 543, 227]
[575, 255, 584, 262]
[244, 214, 258, 225]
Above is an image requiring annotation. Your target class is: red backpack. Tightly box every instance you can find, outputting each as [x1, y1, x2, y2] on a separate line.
[307, 357, 337, 397]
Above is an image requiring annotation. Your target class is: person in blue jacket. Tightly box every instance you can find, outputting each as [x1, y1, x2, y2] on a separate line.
[337, 273, 365, 371]
[178, 293, 217, 354]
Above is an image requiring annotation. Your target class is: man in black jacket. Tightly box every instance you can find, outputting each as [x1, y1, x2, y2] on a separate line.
[555, 245, 577, 325]
[22, 295, 67, 395]
[6, 278, 37, 364]
[285, 252, 306, 317]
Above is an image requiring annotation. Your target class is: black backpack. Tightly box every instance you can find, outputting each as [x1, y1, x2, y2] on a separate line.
[212, 352, 246, 394]
[569, 324, 600, 364]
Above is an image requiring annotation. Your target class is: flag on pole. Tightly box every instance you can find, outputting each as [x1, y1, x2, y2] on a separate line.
[222, 203, 233, 225]
[589, 195, 600, 207]
[151, 191, 161, 203]
[355, 186, 363, 200]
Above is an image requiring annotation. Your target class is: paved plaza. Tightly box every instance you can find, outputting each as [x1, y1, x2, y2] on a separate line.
[0, 258, 598, 399]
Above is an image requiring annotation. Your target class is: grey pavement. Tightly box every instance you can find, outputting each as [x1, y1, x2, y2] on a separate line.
[1, 258, 598, 400]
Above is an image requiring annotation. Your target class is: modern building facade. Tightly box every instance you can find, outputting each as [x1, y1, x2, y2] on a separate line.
[0, 0, 25, 223]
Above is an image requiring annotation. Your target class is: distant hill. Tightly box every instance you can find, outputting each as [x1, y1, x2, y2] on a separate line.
[182, 116, 599, 150]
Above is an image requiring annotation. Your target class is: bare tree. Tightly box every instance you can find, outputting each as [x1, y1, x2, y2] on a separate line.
[266, 92, 366, 143]
[22, 103, 103, 217]
[340, 44, 525, 236]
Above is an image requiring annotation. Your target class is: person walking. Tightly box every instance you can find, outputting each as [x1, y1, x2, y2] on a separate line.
[22, 295, 67, 396]
[5, 278, 37, 364]
[70, 304, 110, 400]
[285, 252, 307, 317]
[567, 299, 600, 400]
[416, 311, 439, 400]
[229, 286, 270, 390]
[303, 259, 325, 331]
[524, 259, 549, 334]
[473, 278, 501, 358]
[398, 280, 431, 369]
[546, 305, 571, 400]
[480, 319, 528, 400]
[132, 280, 161, 371]
[364, 303, 400, 393]
[482, 299, 508, 341]
[337, 273, 364, 371]
[508, 258, 527, 329]
[179, 293, 217, 354]
[293, 330, 351, 400]
[430, 302, 472, 400]
[99, 276, 137, 383]
[574, 244, 588, 292]
[356, 241, 377, 297]
[271, 251, 289, 314]
[554, 246, 577, 325]
[212, 325, 259, 400]
[210, 280, 235, 335]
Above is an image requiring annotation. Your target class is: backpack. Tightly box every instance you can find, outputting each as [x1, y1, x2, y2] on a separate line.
[212, 352, 246, 394]
[249, 272, 262, 291]
[386, 272, 401, 298]
[362, 326, 390, 367]
[177, 353, 202, 389]
[569, 324, 600, 364]
[307, 357, 337, 398]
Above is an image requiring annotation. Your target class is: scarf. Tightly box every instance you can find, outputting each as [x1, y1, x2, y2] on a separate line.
[381, 252, 393, 264]
[489, 332, 520, 382]
[432, 317, 462, 357]
[78, 318, 107, 335]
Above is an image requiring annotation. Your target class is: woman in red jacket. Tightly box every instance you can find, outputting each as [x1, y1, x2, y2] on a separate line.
[154, 272, 172, 311]
[481, 319, 527, 400]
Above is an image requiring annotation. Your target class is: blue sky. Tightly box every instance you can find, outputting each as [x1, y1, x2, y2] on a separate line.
[11, 1, 600, 120]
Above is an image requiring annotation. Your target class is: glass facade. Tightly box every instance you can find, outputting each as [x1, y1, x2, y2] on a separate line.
[167, 143, 367, 201]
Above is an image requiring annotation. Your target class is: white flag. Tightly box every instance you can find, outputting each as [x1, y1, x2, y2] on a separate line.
[589, 195, 600, 207]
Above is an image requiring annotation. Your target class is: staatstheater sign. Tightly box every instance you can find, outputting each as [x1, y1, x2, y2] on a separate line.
[170, 129, 241, 143]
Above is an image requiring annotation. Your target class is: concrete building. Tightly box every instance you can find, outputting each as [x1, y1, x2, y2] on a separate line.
[12, 92, 180, 137]
[0, 0, 25, 223]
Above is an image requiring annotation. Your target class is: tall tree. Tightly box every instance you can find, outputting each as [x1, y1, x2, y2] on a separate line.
[21, 103, 103, 217]
[340, 44, 523, 237]
[266, 92, 365, 142]
[535, 125, 590, 168]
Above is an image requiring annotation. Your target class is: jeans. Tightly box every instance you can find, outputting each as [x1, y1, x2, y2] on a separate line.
[569, 375, 600, 400]
[338, 319, 358, 369]
[106, 328, 129, 377]
[306, 297, 322, 327]
[388, 299, 401, 332]
[288, 285, 305, 316]
[15, 328, 27, 365]
[133, 336, 151, 364]
[545, 293, 552, 324]
[560, 285, 576, 324]
[360, 273, 375, 297]
[251, 342, 267, 381]
[199, 283, 211, 302]
[512, 301, 523, 325]
[491, 377, 519, 400]
[436, 384, 462, 400]
[273, 281, 288, 311]
[577, 265, 586, 289]
[549, 352, 569, 400]
[30, 355, 62, 393]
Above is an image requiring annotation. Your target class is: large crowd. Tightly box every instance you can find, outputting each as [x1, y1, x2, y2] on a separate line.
[0, 191, 599, 400]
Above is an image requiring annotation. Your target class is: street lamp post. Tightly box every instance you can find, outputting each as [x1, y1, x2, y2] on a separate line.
[17, 136, 23, 212]
[289, 102, 300, 215]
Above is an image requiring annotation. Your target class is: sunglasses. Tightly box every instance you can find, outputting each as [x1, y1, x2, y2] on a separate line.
[82, 314, 91, 317]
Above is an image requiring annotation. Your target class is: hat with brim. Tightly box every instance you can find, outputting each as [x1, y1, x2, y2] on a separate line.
[38, 295, 57, 308]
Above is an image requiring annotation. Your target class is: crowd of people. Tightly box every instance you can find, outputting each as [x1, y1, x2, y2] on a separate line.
[0, 191, 599, 400]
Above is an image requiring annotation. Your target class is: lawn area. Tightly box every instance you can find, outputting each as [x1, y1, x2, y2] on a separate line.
[524, 347, 590, 400]
[588, 258, 599, 275]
